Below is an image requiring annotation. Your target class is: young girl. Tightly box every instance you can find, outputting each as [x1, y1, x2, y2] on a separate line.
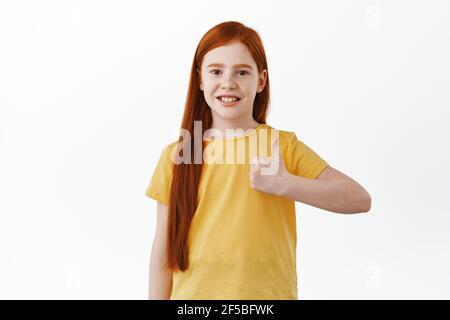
[145, 21, 371, 300]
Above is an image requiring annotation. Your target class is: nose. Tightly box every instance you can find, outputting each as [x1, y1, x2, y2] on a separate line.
[221, 73, 237, 90]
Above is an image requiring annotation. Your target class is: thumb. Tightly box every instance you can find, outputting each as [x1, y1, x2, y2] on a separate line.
[271, 136, 281, 162]
[270, 136, 286, 171]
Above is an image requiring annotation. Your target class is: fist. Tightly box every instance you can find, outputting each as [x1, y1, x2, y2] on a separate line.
[249, 137, 290, 196]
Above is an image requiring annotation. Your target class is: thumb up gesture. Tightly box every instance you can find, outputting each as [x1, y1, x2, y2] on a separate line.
[249, 137, 290, 196]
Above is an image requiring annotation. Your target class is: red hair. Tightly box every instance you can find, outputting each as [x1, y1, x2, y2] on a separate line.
[166, 21, 271, 271]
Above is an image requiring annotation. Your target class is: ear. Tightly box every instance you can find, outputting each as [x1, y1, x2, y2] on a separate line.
[197, 68, 204, 91]
[257, 69, 267, 93]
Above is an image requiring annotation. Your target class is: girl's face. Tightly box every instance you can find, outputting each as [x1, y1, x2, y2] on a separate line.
[199, 42, 267, 126]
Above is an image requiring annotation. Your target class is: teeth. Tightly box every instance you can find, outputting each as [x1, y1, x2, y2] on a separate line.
[220, 97, 238, 102]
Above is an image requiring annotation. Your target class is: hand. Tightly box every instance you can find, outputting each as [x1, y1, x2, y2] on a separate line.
[249, 137, 290, 196]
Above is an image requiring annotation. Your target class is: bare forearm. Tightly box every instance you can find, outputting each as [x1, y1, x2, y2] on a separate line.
[282, 173, 371, 214]
[149, 247, 173, 299]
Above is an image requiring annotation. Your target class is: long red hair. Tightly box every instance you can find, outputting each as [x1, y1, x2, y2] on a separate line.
[166, 21, 271, 272]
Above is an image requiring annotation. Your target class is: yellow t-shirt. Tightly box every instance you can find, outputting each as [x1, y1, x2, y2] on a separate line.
[145, 123, 329, 300]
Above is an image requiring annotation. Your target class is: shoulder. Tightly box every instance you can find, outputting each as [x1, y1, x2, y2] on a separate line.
[154, 140, 179, 164]
[164, 140, 179, 153]
[263, 124, 300, 150]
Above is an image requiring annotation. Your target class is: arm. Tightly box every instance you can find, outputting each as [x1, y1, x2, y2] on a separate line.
[250, 138, 371, 214]
[283, 166, 372, 214]
[148, 202, 173, 299]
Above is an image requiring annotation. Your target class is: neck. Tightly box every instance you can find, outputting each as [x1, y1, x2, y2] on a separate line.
[210, 117, 261, 138]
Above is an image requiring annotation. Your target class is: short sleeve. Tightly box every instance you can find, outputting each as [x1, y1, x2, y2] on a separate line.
[285, 132, 329, 179]
[144, 144, 174, 205]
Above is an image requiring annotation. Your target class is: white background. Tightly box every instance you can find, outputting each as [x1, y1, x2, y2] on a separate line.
[0, 0, 449, 299]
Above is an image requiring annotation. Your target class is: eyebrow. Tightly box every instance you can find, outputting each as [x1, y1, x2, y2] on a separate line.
[206, 63, 253, 70]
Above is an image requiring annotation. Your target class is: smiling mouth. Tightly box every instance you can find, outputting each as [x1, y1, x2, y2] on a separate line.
[216, 96, 241, 103]
[216, 96, 241, 107]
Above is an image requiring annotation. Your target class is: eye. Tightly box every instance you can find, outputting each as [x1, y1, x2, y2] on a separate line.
[237, 70, 249, 76]
[208, 69, 249, 77]
[209, 69, 222, 75]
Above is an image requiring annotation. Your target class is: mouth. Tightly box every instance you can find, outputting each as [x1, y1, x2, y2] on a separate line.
[216, 95, 241, 107]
